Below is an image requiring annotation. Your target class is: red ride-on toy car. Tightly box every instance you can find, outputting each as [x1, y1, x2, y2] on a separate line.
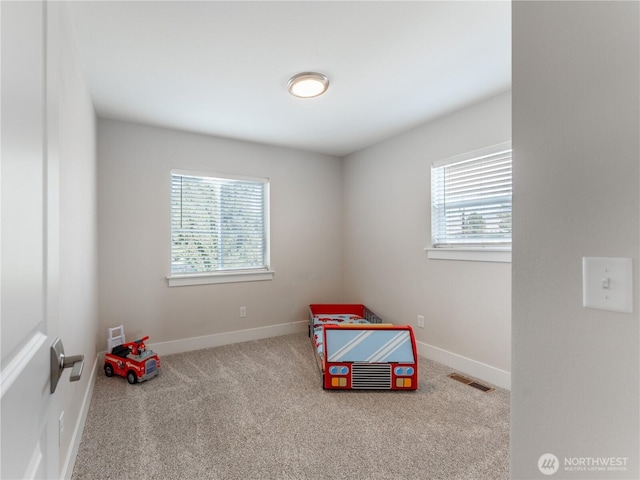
[104, 335, 160, 384]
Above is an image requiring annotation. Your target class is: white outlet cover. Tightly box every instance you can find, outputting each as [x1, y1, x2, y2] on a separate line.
[582, 257, 633, 313]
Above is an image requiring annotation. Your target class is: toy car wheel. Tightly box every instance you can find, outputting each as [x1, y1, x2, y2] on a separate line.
[104, 364, 114, 377]
[126, 371, 137, 384]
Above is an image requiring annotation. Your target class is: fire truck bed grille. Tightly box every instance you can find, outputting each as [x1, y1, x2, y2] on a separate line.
[351, 363, 391, 389]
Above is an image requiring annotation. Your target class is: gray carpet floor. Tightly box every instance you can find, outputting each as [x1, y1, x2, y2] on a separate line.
[72, 333, 509, 479]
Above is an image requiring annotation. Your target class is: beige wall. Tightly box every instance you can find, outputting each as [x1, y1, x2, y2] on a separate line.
[342, 91, 512, 376]
[512, 2, 639, 478]
[97, 119, 344, 346]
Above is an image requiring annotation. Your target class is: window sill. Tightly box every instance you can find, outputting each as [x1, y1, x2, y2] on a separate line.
[167, 270, 275, 287]
[425, 247, 511, 263]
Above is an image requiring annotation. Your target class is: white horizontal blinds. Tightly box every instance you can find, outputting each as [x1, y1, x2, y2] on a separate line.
[432, 146, 512, 247]
[171, 173, 266, 274]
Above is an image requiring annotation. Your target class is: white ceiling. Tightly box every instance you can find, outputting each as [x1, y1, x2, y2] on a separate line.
[67, 1, 511, 157]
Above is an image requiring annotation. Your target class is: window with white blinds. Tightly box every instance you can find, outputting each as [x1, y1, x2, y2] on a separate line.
[431, 142, 512, 248]
[170, 171, 269, 276]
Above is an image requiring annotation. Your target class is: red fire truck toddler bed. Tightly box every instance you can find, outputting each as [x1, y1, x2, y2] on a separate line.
[309, 304, 418, 390]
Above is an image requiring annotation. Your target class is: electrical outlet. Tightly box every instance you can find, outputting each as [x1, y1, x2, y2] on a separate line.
[417, 315, 425, 328]
[240, 306, 247, 318]
[59, 411, 64, 445]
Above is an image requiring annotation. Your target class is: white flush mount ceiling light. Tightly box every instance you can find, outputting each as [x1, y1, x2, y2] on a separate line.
[287, 72, 329, 98]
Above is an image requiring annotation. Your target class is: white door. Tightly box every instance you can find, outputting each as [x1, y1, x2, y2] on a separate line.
[1, 1, 60, 478]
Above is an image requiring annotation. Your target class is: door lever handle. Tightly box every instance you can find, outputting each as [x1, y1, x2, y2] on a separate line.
[63, 354, 84, 382]
[50, 338, 84, 394]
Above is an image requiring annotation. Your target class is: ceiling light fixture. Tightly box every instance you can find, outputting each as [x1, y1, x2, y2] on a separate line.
[287, 72, 329, 98]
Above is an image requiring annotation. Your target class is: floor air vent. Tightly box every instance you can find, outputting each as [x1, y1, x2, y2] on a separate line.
[448, 373, 494, 392]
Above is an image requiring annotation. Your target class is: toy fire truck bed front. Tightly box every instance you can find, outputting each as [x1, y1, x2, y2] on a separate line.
[322, 325, 418, 390]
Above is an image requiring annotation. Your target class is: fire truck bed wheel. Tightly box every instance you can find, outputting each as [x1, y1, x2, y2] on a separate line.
[104, 364, 114, 377]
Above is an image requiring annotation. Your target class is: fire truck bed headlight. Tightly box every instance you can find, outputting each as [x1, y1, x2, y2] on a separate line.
[394, 366, 415, 376]
[329, 366, 349, 375]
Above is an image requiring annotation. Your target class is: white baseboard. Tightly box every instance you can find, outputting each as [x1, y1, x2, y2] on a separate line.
[147, 320, 308, 356]
[416, 340, 511, 391]
[61, 354, 98, 480]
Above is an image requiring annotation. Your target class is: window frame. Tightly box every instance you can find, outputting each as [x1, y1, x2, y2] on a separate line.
[167, 169, 274, 287]
[428, 142, 512, 263]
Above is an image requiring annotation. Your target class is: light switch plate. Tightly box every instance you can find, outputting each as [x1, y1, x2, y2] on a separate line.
[582, 257, 633, 313]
